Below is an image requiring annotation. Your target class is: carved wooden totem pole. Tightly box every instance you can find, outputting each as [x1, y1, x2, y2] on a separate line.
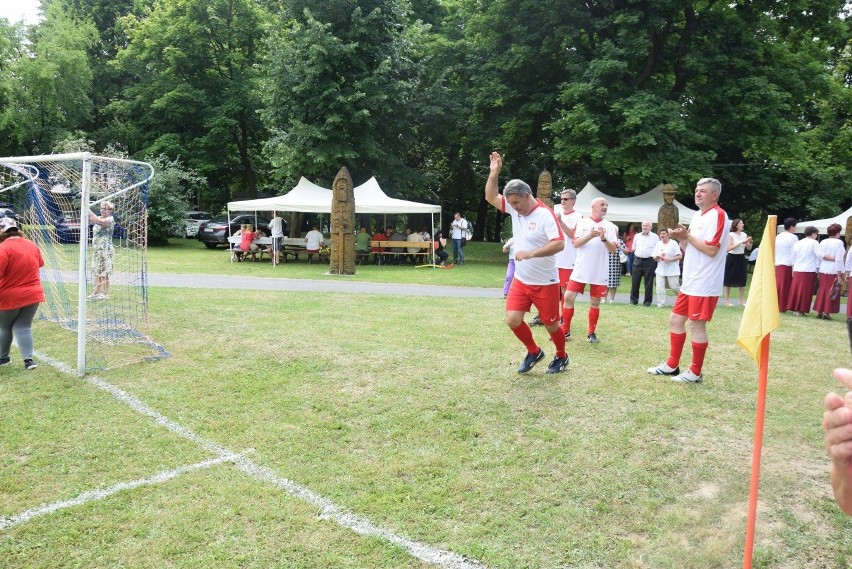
[330, 167, 356, 275]
[658, 183, 679, 231]
[537, 170, 554, 208]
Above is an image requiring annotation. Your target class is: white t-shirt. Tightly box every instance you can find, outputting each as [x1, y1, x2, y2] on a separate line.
[569, 217, 618, 286]
[305, 230, 324, 250]
[653, 240, 682, 276]
[774, 231, 797, 266]
[728, 232, 749, 255]
[817, 237, 846, 275]
[554, 209, 582, 269]
[846, 246, 852, 276]
[680, 205, 731, 297]
[501, 197, 563, 286]
[450, 218, 468, 239]
[269, 217, 284, 239]
[792, 237, 821, 273]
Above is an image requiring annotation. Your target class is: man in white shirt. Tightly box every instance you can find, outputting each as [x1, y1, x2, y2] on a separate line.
[485, 151, 568, 374]
[774, 217, 798, 312]
[562, 198, 617, 343]
[647, 177, 730, 383]
[268, 212, 284, 265]
[554, 189, 581, 294]
[630, 220, 660, 306]
[305, 225, 324, 263]
[652, 228, 682, 307]
[450, 212, 469, 265]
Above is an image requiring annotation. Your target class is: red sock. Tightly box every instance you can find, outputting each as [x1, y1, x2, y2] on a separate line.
[666, 332, 686, 369]
[548, 327, 567, 358]
[561, 307, 575, 334]
[690, 341, 708, 376]
[511, 322, 539, 353]
[588, 306, 600, 334]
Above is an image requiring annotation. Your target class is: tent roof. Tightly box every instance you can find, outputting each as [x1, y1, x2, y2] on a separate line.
[783, 206, 852, 236]
[574, 183, 697, 225]
[227, 176, 440, 215]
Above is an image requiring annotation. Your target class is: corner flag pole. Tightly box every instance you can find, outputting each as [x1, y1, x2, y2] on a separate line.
[736, 215, 779, 567]
[743, 334, 770, 568]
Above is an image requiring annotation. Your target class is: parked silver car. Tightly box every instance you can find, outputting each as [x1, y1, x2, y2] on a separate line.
[184, 210, 212, 238]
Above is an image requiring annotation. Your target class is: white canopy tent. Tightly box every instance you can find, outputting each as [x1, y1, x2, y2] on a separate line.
[782, 206, 852, 236]
[227, 176, 442, 264]
[574, 182, 697, 225]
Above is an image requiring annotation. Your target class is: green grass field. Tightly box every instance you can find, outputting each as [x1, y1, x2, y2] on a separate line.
[1, 240, 850, 567]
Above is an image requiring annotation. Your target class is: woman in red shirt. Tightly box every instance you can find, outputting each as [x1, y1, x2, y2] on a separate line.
[0, 217, 45, 370]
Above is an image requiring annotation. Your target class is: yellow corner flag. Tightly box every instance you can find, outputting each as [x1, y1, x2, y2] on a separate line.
[736, 215, 780, 364]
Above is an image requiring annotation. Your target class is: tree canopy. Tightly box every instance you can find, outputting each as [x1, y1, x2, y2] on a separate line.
[0, 0, 847, 231]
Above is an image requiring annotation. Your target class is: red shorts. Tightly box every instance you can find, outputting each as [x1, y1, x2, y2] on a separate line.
[307, 249, 320, 254]
[506, 279, 561, 325]
[565, 280, 607, 298]
[672, 292, 718, 321]
[558, 268, 573, 288]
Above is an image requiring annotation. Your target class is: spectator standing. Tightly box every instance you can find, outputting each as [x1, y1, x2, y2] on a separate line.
[723, 218, 753, 306]
[652, 228, 682, 307]
[788, 226, 822, 316]
[450, 212, 469, 265]
[813, 223, 845, 320]
[623, 223, 636, 276]
[823, 368, 852, 516]
[268, 212, 284, 265]
[562, 198, 618, 343]
[605, 233, 627, 303]
[630, 221, 659, 306]
[502, 237, 515, 298]
[846, 246, 852, 319]
[774, 217, 798, 312]
[647, 177, 730, 383]
[0, 217, 45, 370]
[88, 201, 116, 298]
[484, 151, 568, 374]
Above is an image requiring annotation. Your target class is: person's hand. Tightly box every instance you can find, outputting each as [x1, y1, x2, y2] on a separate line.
[489, 151, 503, 174]
[824, 368, 852, 469]
[515, 250, 534, 261]
[670, 224, 688, 241]
[589, 227, 603, 240]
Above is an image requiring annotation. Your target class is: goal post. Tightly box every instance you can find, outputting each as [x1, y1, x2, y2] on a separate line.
[0, 152, 169, 376]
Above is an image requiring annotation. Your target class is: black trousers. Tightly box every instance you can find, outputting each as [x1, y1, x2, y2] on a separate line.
[630, 257, 657, 305]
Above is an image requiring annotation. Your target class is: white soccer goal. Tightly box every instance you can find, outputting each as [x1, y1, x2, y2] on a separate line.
[0, 152, 169, 376]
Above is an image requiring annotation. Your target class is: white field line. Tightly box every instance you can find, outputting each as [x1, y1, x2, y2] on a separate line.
[0, 454, 242, 530]
[26, 352, 488, 569]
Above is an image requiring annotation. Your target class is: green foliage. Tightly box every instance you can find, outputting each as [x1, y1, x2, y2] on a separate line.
[261, 0, 431, 191]
[144, 154, 207, 245]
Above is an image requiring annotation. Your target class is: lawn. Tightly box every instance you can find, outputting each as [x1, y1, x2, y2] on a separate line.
[1, 240, 850, 568]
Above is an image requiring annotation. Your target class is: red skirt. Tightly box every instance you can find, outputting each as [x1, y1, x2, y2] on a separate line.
[812, 273, 840, 314]
[775, 265, 793, 312]
[787, 271, 816, 313]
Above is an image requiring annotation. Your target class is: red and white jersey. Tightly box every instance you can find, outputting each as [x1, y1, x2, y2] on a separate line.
[680, 205, 730, 297]
[554, 208, 582, 269]
[774, 231, 798, 267]
[570, 217, 618, 285]
[501, 197, 563, 285]
[792, 237, 821, 273]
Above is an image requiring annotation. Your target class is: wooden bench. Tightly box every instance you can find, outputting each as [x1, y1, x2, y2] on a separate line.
[369, 240, 435, 265]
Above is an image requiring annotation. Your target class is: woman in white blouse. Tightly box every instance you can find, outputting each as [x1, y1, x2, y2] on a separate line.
[723, 218, 753, 306]
[813, 223, 846, 320]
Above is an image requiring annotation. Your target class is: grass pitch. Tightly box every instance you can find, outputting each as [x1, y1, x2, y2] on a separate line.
[1, 248, 851, 567]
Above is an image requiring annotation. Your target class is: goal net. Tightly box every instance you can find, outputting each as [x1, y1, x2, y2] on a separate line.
[0, 153, 169, 376]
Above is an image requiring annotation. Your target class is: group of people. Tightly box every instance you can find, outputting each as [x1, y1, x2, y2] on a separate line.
[367, 226, 437, 265]
[487, 151, 731, 385]
[775, 218, 849, 319]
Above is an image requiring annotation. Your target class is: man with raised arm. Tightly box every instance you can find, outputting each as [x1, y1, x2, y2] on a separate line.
[647, 178, 730, 383]
[485, 152, 568, 374]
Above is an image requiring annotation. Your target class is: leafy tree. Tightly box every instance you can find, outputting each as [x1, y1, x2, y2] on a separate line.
[113, 0, 269, 209]
[261, 0, 431, 193]
[1, 3, 97, 154]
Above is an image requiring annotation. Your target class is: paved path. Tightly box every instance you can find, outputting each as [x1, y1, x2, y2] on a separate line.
[147, 272, 506, 298]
